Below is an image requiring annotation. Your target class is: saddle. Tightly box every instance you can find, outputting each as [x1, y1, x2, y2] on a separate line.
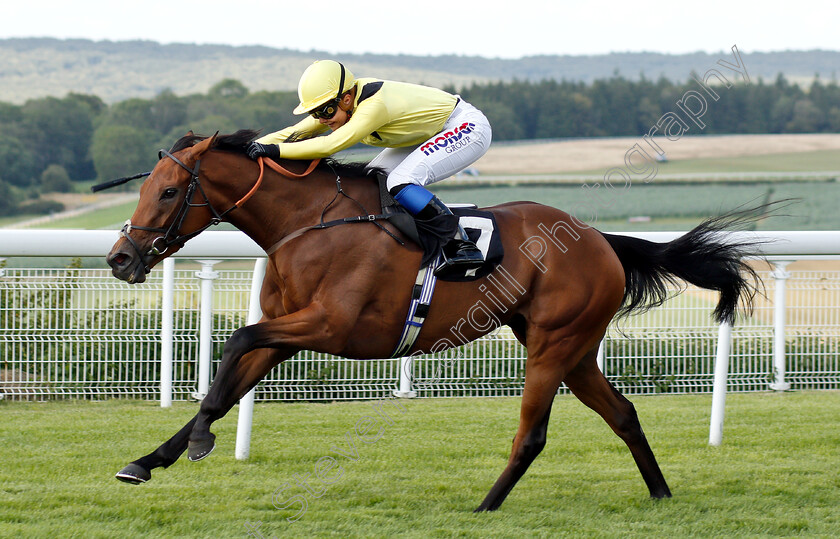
[376, 174, 504, 282]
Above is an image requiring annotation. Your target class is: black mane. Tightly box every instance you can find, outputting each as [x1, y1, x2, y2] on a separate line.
[168, 129, 379, 178]
[168, 129, 261, 153]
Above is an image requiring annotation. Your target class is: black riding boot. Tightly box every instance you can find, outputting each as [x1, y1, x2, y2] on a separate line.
[415, 196, 484, 277]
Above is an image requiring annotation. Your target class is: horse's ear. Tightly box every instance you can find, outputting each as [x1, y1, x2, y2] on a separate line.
[190, 131, 219, 157]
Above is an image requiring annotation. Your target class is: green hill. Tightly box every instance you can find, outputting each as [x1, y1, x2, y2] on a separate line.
[1, 38, 837, 104]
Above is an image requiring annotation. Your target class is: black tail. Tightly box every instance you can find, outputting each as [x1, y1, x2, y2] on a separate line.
[600, 204, 781, 324]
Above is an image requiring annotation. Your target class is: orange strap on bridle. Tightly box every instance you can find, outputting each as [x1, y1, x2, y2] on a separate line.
[234, 156, 321, 207]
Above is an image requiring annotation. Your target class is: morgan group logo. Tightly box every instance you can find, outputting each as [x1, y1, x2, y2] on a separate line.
[420, 122, 476, 155]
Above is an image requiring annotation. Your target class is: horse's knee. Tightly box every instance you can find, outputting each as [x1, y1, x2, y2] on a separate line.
[611, 403, 645, 443]
[522, 435, 547, 461]
[198, 396, 222, 418]
[223, 326, 254, 359]
[512, 429, 547, 467]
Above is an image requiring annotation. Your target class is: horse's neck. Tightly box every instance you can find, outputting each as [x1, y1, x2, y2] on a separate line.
[222, 162, 380, 251]
[287, 170, 382, 224]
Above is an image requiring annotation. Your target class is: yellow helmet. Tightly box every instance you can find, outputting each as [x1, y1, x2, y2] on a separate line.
[293, 60, 356, 115]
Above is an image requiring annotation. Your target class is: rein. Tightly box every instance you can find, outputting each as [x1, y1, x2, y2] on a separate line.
[120, 151, 319, 272]
[120, 145, 399, 267]
[234, 157, 321, 207]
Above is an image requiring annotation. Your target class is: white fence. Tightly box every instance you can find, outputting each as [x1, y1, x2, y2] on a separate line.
[1, 229, 839, 448]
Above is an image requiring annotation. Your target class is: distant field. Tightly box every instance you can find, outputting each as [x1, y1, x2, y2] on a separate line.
[569, 149, 840, 177]
[15, 181, 838, 233]
[28, 201, 139, 230]
[435, 180, 839, 231]
[4, 134, 838, 234]
[475, 133, 840, 174]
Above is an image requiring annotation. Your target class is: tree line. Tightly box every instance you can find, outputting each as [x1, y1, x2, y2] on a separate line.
[455, 73, 840, 140]
[1, 74, 839, 217]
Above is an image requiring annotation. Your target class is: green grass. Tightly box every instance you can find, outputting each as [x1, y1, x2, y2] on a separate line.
[0, 215, 30, 227]
[28, 200, 140, 230]
[1, 393, 839, 538]
[23, 200, 242, 232]
[0, 201, 138, 231]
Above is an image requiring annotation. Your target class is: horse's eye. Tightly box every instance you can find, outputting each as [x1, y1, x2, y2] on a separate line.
[160, 188, 178, 200]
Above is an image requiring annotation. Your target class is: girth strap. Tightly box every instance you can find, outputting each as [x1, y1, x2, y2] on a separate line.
[390, 256, 440, 358]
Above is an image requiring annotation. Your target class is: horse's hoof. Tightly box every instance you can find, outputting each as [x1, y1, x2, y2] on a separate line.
[188, 435, 216, 462]
[115, 463, 151, 484]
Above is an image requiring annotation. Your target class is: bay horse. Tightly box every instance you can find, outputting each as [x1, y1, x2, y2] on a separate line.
[106, 130, 759, 511]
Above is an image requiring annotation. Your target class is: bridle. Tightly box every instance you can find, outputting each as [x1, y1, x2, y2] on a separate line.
[120, 147, 320, 274]
[119, 149, 238, 273]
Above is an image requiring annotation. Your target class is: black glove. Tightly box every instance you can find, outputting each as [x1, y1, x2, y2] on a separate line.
[247, 141, 280, 160]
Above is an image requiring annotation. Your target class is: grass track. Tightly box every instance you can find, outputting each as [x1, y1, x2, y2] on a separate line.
[1, 392, 839, 538]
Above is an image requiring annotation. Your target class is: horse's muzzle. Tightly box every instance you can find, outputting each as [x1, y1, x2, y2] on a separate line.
[107, 246, 149, 284]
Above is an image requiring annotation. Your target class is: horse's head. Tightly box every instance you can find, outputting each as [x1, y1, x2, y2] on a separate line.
[107, 133, 220, 284]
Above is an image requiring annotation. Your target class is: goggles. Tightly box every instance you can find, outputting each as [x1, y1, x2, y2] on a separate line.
[310, 99, 340, 120]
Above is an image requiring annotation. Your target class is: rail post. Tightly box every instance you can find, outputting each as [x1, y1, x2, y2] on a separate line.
[596, 340, 605, 373]
[0, 259, 3, 401]
[193, 259, 221, 400]
[236, 257, 267, 460]
[709, 321, 732, 446]
[160, 258, 175, 407]
[394, 356, 417, 398]
[770, 261, 793, 391]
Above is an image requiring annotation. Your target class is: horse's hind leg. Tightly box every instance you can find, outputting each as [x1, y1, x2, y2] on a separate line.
[115, 347, 289, 484]
[563, 348, 672, 498]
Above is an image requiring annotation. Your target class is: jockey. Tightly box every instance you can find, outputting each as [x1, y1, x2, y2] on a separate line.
[247, 60, 492, 277]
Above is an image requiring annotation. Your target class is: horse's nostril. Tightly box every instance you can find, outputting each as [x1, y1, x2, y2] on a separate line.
[111, 253, 129, 267]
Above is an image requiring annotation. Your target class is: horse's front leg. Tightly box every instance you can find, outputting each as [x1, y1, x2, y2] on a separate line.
[189, 304, 336, 461]
[115, 414, 198, 484]
[115, 346, 292, 484]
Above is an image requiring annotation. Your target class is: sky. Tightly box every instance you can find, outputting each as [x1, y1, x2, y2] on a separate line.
[2, 1, 839, 58]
